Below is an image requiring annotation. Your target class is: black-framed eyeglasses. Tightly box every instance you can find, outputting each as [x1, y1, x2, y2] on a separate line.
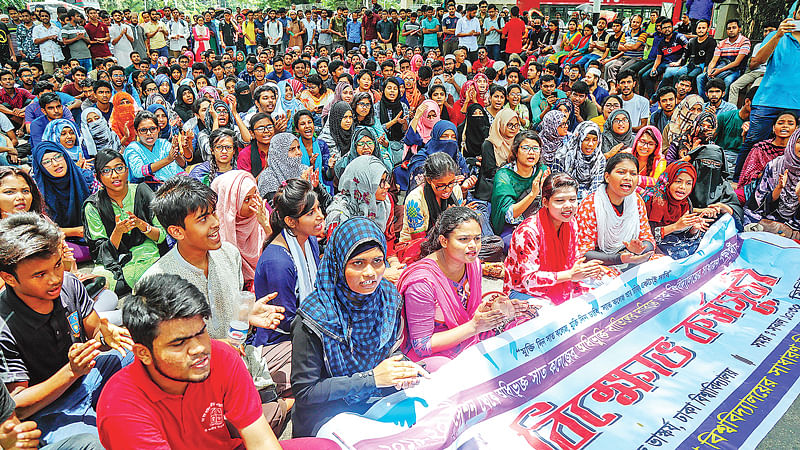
[100, 165, 127, 176]
[138, 126, 158, 134]
[432, 180, 458, 191]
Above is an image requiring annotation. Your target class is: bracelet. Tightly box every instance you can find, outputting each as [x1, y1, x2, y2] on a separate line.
[145, 223, 152, 234]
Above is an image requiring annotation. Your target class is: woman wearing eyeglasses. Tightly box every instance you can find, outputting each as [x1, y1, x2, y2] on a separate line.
[628, 125, 666, 192]
[398, 153, 469, 263]
[189, 129, 239, 186]
[123, 111, 188, 185]
[490, 131, 549, 243]
[82, 150, 167, 294]
[238, 112, 275, 179]
[333, 126, 381, 181]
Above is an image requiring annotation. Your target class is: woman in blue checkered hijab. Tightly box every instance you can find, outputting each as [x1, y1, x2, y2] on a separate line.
[291, 217, 428, 437]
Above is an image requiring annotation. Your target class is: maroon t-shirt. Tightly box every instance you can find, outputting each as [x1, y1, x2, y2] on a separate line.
[84, 21, 112, 58]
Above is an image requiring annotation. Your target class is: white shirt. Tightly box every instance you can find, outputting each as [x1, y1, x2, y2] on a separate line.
[455, 16, 481, 51]
[302, 18, 316, 42]
[32, 23, 63, 62]
[168, 19, 190, 51]
[109, 23, 134, 67]
[622, 94, 651, 127]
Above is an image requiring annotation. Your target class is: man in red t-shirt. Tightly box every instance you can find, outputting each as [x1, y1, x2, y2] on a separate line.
[83, 8, 112, 60]
[502, 6, 526, 55]
[97, 275, 336, 450]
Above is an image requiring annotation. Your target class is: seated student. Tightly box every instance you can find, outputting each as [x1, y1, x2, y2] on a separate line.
[399, 153, 467, 256]
[238, 112, 276, 178]
[333, 126, 381, 181]
[291, 217, 429, 438]
[553, 121, 605, 202]
[408, 120, 470, 190]
[475, 109, 520, 202]
[715, 86, 755, 170]
[0, 213, 132, 446]
[628, 125, 667, 191]
[82, 151, 167, 295]
[744, 130, 800, 236]
[575, 153, 656, 275]
[124, 111, 187, 185]
[140, 176, 292, 434]
[32, 141, 95, 255]
[81, 107, 122, 157]
[506, 84, 531, 130]
[663, 94, 704, 150]
[189, 129, 240, 185]
[97, 274, 336, 450]
[491, 131, 548, 239]
[650, 87, 678, 135]
[568, 81, 599, 123]
[398, 207, 524, 372]
[641, 161, 712, 258]
[254, 180, 324, 348]
[318, 101, 355, 163]
[738, 112, 798, 203]
[666, 111, 718, 164]
[295, 109, 333, 192]
[395, 99, 441, 191]
[529, 74, 567, 129]
[29, 92, 74, 152]
[600, 107, 632, 158]
[42, 119, 90, 169]
[505, 173, 603, 305]
[686, 141, 742, 225]
[109, 93, 137, 148]
[0, 167, 43, 219]
[704, 77, 737, 115]
[539, 110, 569, 166]
[258, 133, 307, 201]
[327, 155, 393, 243]
[210, 170, 271, 290]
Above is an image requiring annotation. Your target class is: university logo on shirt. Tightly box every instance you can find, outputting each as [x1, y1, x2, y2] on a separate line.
[67, 311, 81, 338]
[201, 402, 226, 432]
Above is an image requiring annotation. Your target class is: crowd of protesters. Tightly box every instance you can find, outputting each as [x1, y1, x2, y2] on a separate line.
[0, 0, 798, 447]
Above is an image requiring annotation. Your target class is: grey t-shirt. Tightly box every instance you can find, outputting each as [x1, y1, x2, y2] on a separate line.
[60, 24, 92, 60]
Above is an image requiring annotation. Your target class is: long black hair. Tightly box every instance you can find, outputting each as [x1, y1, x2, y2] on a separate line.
[266, 178, 318, 246]
[420, 206, 480, 256]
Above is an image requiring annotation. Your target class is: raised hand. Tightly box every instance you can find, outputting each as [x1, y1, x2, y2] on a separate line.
[248, 293, 285, 329]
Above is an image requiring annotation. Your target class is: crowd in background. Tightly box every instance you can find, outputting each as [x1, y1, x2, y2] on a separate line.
[0, 0, 798, 447]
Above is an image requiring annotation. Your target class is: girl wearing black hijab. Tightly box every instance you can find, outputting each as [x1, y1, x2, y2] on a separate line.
[319, 101, 355, 183]
[235, 80, 254, 115]
[174, 85, 197, 122]
[461, 103, 491, 162]
[377, 77, 409, 145]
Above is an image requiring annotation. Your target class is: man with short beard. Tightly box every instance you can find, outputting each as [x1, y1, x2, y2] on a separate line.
[109, 10, 134, 68]
[129, 13, 149, 59]
[704, 77, 736, 114]
[617, 69, 649, 132]
[674, 75, 692, 103]
[167, 9, 189, 59]
[697, 18, 750, 100]
[530, 73, 567, 128]
[582, 67, 608, 109]
[650, 86, 677, 133]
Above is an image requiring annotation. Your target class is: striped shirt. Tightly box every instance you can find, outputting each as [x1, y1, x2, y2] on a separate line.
[714, 34, 751, 61]
[623, 29, 648, 59]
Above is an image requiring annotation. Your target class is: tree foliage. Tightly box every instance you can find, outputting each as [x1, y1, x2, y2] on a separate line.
[739, 0, 794, 37]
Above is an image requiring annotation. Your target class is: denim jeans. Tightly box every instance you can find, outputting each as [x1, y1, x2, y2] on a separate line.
[30, 350, 133, 446]
[77, 58, 92, 71]
[734, 104, 800, 180]
[660, 63, 704, 91]
[642, 61, 669, 98]
[486, 44, 501, 61]
[576, 53, 601, 70]
[153, 45, 168, 58]
[246, 45, 258, 55]
[697, 68, 742, 100]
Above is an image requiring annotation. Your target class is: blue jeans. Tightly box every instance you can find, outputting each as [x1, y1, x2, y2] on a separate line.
[660, 64, 704, 91]
[734, 105, 800, 180]
[576, 53, 601, 70]
[642, 61, 669, 98]
[246, 45, 258, 55]
[77, 58, 92, 71]
[486, 44, 501, 61]
[697, 68, 742, 100]
[153, 45, 168, 58]
[29, 350, 133, 446]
